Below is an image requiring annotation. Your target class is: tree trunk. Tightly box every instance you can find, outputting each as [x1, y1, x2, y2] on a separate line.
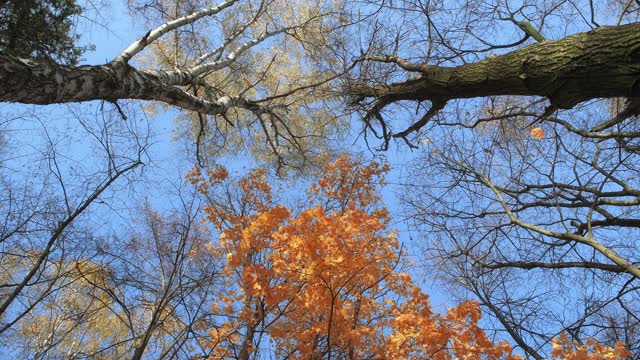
[350, 22, 640, 109]
[0, 55, 241, 114]
[2, 24, 639, 113]
[0, 56, 150, 104]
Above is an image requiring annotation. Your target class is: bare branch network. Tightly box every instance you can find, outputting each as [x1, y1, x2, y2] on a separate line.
[0, 0, 337, 119]
[350, 22, 640, 147]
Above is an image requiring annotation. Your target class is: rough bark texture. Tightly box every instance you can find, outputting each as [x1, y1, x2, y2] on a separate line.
[351, 23, 640, 109]
[0, 55, 252, 114]
[1, 23, 639, 113]
[1, 56, 127, 104]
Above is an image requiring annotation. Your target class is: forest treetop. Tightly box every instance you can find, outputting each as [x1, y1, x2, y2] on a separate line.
[0, 0, 639, 358]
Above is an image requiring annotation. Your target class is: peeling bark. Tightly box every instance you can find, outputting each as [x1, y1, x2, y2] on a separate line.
[351, 23, 640, 109]
[1, 56, 126, 104]
[0, 55, 262, 115]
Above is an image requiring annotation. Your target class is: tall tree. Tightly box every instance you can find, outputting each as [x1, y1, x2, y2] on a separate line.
[1, 0, 350, 169]
[0, 104, 147, 356]
[344, 1, 640, 358]
[2, 0, 640, 358]
[186, 155, 629, 359]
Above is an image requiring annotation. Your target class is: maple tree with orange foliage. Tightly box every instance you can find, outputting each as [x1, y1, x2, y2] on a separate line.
[186, 156, 631, 359]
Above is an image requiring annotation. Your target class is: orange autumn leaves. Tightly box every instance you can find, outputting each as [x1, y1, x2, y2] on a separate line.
[187, 156, 630, 359]
[530, 127, 545, 140]
[551, 333, 631, 360]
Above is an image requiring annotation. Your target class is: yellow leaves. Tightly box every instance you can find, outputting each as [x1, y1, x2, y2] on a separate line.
[14, 257, 132, 358]
[397, 272, 413, 285]
[530, 127, 545, 140]
[207, 165, 229, 182]
[447, 300, 482, 323]
[197, 156, 403, 355]
[310, 155, 390, 209]
[187, 164, 229, 195]
[196, 156, 562, 359]
[551, 333, 632, 360]
[394, 313, 415, 325]
[327, 254, 344, 265]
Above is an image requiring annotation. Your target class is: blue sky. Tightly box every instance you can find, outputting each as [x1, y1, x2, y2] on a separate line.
[74, 0, 457, 309]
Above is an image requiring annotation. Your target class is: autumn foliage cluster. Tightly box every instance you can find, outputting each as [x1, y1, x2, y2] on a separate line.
[186, 156, 631, 359]
[551, 333, 631, 360]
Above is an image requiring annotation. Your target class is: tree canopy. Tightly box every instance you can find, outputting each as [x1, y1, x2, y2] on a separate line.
[0, 0, 639, 358]
[0, 0, 92, 64]
[343, 2, 640, 358]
